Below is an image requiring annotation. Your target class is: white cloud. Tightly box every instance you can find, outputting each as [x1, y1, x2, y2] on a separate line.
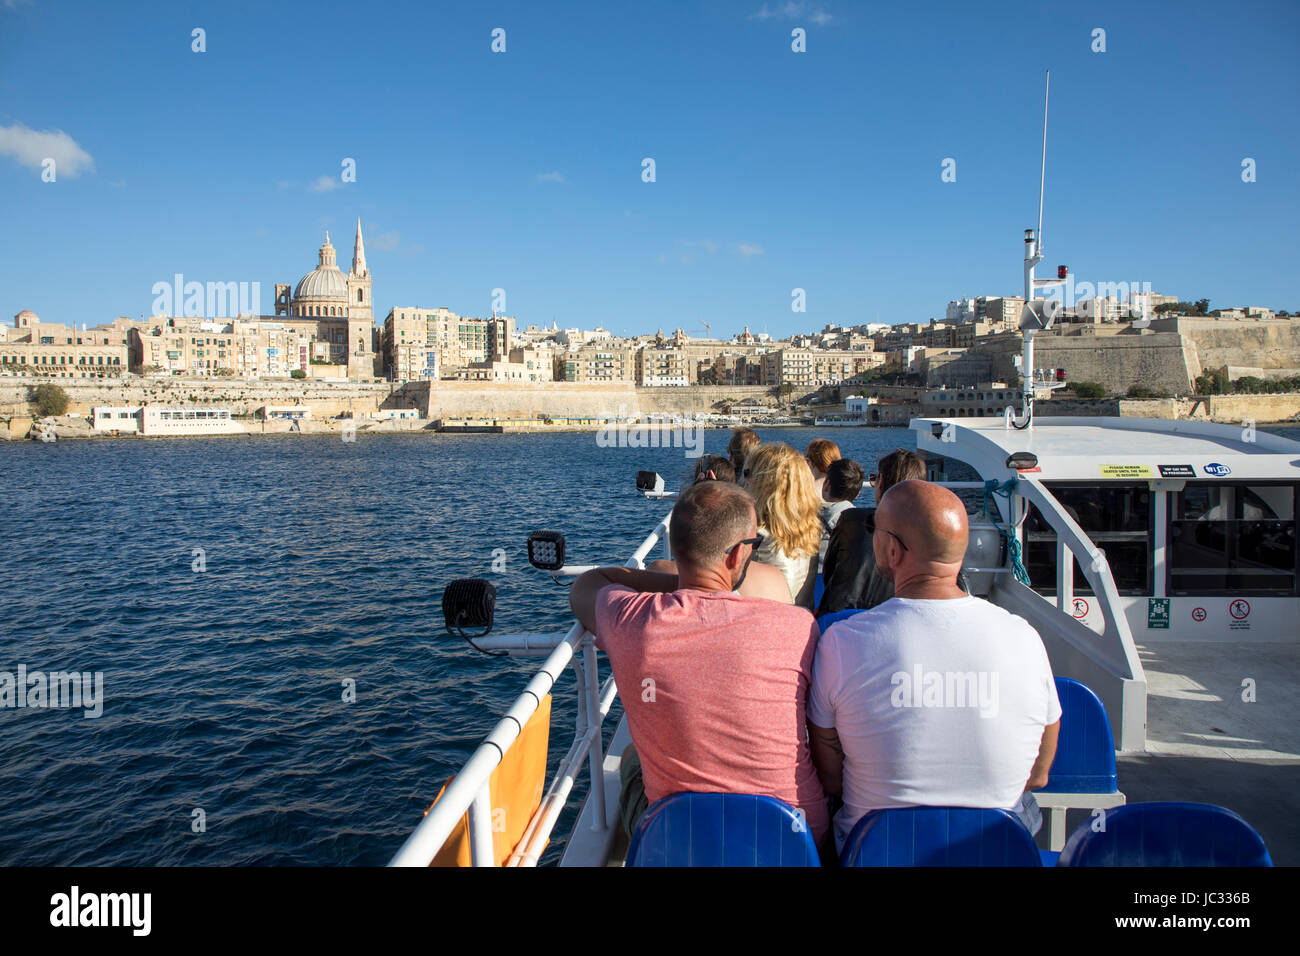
[0, 123, 94, 177]
[308, 174, 341, 193]
[683, 239, 718, 254]
[2, 0, 35, 9]
[737, 242, 765, 258]
[535, 170, 566, 183]
[751, 2, 832, 24]
[370, 231, 400, 251]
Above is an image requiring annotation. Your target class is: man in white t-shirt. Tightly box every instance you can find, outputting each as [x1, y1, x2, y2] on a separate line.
[808, 479, 1061, 852]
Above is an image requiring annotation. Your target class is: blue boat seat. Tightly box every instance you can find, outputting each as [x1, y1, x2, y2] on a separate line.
[1057, 802, 1273, 867]
[1034, 677, 1126, 851]
[840, 806, 1043, 867]
[626, 792, 821, 867]
[815, 608, 864, 630]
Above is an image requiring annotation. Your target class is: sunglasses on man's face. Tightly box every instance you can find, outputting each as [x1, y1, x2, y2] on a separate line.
[863, 512, 908, 552]
[727, 534, 762, 554]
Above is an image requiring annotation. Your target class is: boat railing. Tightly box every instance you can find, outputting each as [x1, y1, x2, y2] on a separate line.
[392, 473, 1147, 865]
[388, 512, 673, 867]
[979, 476, 1146, 751]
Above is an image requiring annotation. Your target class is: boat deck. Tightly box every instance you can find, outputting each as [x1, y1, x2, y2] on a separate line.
[1115, 641, 1299, 864]
[572, 642, 1300, 866]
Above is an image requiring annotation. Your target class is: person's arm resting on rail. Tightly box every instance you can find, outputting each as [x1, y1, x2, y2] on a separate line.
[569, 567, 677, 634]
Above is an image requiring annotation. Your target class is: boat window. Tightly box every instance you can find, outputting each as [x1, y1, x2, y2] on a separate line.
[1024, 483, 1153, 595]
[1167, 482, 1297, 595]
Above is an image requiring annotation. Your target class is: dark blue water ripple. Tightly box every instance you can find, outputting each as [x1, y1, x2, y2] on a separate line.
[3, 425, 1292, 865]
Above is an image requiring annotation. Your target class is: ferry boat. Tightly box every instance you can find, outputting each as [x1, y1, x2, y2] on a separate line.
[811, 413, 868, 427]
[389, 74, 1294, 867]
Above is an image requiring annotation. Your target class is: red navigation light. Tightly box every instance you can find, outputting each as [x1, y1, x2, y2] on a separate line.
[1057, 265, 1068, 279]
[1055, 368, 1066, 381]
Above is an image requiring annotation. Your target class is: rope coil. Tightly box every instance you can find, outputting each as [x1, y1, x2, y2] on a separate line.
[983, 478, 1032, 586]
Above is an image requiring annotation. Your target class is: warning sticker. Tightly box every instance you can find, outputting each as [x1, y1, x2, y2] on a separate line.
[1100, 464, 1154, 479]
[1158, 464, 1195, 478]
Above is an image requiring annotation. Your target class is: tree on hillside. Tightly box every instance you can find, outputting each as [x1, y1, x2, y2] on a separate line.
[1071, 381, 1105, 399]
[31, 383, 69, 417]
[1194, 371, 1229, 395]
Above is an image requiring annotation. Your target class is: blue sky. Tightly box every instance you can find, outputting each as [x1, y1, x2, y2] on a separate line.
[2, 0, 1297, 339]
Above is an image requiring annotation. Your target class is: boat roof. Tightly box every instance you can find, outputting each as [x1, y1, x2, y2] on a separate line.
[913, 416, 1300, 482]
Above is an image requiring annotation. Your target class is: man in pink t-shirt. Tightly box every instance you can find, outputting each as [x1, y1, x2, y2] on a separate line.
[569, 480, 830, 848]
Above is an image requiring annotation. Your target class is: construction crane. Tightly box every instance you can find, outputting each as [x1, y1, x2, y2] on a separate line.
[698, 321, 712, 339]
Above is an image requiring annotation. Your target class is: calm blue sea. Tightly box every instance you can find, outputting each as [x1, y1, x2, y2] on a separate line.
[1, 423, 1296, 865]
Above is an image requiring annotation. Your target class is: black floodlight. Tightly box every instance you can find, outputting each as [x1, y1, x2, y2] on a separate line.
[1006, 452, 1039, 471]
[442, 578, 496, 638]
[527, 530, 566, 571]
[636, 471, 665, 494]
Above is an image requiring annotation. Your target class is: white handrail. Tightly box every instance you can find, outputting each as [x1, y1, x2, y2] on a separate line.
[388, 510, 673, 867]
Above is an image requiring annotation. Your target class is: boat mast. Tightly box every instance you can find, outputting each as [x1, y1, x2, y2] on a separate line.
[1015, 70, 1053, 430]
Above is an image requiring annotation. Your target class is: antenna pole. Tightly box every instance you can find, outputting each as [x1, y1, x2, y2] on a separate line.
[1037, 70, 1050, 253]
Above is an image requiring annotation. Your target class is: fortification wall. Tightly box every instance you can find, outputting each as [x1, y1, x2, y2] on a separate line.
[973, 333, 1198, 395]
[1163, 318, 1300, 371]
[0, 378, 401, 418]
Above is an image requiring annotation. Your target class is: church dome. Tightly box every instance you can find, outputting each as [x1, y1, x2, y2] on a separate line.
[294, 265, 348, 301]
[293, 233, 349, 302]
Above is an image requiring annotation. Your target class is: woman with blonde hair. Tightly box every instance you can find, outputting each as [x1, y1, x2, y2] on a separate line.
[744, 442, 823, 608]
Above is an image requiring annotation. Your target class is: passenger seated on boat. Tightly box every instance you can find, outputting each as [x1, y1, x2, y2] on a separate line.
[818, 458, 863, 567]
[805, 438, 841, 500]
[692, 453, 736, 484]
[816, 449, 925, 616]
[569, 479, 831, 849]
[744, 443, 822, 609]
[727, 427, 761, 483]
[807, 480, 1062, 853]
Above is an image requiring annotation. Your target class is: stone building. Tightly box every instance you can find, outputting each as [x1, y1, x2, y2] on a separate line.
[1, 311, 130, 378]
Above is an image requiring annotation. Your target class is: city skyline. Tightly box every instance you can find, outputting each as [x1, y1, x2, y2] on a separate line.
[2, 1, 1298, 337]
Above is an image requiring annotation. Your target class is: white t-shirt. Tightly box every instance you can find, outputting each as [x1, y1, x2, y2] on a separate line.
[808, 595, 1062, 851]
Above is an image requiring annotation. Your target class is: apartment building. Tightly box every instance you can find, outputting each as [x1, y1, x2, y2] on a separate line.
[2, 311, 130, 378]
[637, 347, 692, 386]
[131, 316, 330, 378]
[760, 348, 883, 387]
[556, 344, 638, 383]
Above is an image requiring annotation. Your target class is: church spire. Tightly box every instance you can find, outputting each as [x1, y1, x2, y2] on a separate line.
[351, 218, 368, 278]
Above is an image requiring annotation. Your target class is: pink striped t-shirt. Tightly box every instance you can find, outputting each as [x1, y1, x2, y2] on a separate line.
[594, 585, 829, 845]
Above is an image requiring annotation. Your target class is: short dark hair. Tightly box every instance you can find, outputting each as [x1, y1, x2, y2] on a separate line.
[693, 454, 736, 484]
[825, 458, 864, 502]
[876, 448, 925, 493]
[668, 480, 755, 569]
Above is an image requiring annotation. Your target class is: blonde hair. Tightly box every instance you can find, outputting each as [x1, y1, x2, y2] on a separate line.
[744, 442, 823, 559]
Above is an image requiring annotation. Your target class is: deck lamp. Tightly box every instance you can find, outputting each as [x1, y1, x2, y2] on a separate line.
[1006, 452, 1039, 471]
[442, 578, 496, 641]
[636, 471, 665, 494]
[527, 531, 567, 571]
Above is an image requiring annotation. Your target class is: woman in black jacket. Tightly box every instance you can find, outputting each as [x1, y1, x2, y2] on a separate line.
[816, 448, 926, 617]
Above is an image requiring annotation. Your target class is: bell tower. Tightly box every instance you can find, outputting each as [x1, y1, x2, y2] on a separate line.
[346, 218, 374, 378]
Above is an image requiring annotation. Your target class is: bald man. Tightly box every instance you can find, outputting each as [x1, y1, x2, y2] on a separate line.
[807, 479, 1061, 852]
